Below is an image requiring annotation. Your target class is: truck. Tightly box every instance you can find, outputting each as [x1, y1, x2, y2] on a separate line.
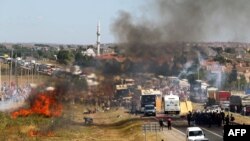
[207, 87, 218, 100]
[229, 94, 250, 113]
[140, 89, 162, 113]
[163, 92, 180, 115]
[216, 91, 231, 101]
[207, 89, 231, 104]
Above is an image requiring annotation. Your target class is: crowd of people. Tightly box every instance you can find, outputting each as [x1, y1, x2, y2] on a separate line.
[0, 82, 31, 102]
[187, 110, 235, 127]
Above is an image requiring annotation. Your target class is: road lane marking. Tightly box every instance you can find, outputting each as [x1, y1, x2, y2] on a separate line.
[201, 127, 223, 138]
[172, 127, 186, 136]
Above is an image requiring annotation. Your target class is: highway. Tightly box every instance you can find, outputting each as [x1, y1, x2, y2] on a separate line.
[174, 125, 224, 141]
[143, 116, 224, 141]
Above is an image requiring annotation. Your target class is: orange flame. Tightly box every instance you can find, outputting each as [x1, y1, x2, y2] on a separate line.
[11, 90, 62, 119]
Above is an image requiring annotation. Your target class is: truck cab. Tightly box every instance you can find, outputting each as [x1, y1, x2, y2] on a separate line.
[144, 104, 156, 116]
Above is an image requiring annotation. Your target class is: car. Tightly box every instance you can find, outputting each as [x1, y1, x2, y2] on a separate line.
[144, 104, 156, 116]
[186, 127, 207, 141]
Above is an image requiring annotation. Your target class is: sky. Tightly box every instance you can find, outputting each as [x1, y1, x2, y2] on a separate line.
[0, 0, 144, 44]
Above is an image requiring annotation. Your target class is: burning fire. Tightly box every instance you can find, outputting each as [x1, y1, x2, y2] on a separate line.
[11, 90, 62, 119]
[28, 130, 54, 137]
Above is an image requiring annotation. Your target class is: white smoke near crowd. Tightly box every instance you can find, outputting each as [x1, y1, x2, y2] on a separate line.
[197, 51, 226, 89]
[205, 63, 227, 89]
[0, 83, 31, 112]
[178, 61, 193, 78]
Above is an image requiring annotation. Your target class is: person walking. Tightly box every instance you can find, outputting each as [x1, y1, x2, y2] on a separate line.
[159, 118, 164, 131]
[167, 118, 172, 130]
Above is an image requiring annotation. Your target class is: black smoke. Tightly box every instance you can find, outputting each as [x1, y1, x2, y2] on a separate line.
[111, 0, 250, 75]
[112, 0, 250, 44]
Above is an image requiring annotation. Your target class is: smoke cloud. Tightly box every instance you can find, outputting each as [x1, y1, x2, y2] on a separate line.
[112, 0, 250, 44]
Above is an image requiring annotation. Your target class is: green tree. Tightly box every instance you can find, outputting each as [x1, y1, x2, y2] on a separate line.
[225, 48, 236, 54]
[57, 50, 74, 65]
[213, 55, 226, 64]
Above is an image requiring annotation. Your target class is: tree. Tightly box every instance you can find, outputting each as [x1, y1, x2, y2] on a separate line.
[239, 75, 247, 90]
[74, 52, 94, 67]
[225, 48, 236, 54]
[211, 47, 223, 54]
[57, 50, 74, 65]
[213, 55, 226, 64]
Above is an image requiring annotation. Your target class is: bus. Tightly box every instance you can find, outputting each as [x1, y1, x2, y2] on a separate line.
[164, 92, 180, 115]
[140, 89, 162, 113]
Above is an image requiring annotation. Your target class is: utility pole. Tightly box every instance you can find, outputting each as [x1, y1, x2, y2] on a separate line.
[0, 61, 1, 92]
[9, 49, 13, 86]
[31, 65, 33, 84]
[197, 67, 200, 80]
[20, 67, 22, 86]
[15, 59, 18, 91]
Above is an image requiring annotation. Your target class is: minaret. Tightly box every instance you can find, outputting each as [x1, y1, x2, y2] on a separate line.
[97, 21, 101, 56]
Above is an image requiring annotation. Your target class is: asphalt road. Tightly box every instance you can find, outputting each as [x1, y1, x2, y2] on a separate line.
[142, 114, 224, 141]
[174, 125, 224, 141]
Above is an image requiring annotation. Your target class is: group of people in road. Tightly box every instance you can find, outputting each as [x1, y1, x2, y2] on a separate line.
[187, 110, 235, 127]
[159, 118, 172, 130]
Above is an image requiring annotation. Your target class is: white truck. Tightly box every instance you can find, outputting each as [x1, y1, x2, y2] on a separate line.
[164, 92, 180, 115]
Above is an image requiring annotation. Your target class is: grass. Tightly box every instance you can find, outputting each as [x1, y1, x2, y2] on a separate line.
[0, 103, 165, 141]
[225, 111, 250, 125]
[0, 71, 164, 140]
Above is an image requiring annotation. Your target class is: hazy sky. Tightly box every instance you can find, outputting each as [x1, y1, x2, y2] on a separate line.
[0, 0, 143, 44]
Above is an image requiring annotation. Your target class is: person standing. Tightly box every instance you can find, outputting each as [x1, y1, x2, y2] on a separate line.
[221, 111, 225, 125]
[234, 105, 237, 113]
[243, 106, 246, 116]
[187, 111, 192, 126]
[230, 114, 235, 124]
[159, 118, 164, 131]
[225, 115, 230, 125]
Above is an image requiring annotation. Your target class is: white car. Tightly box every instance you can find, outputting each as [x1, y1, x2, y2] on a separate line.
[186, 127, 208, 141]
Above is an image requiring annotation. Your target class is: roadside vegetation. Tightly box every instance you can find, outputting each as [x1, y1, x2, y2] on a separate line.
[0, 104, 164, 141]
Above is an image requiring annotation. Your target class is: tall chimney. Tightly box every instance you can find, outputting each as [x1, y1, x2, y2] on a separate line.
[97, 21, 101, 56]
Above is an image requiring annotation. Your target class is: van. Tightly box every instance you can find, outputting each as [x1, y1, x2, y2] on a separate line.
[144, 104, 156, 116]
[186, 127, 208, 141]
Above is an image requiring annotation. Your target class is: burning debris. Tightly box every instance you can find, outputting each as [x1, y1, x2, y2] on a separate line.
[11, 89, 62, 119]
[28, 129, 55, 137]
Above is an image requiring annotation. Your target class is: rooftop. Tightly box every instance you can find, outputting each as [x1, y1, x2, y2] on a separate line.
[187, 127, 203, 131]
